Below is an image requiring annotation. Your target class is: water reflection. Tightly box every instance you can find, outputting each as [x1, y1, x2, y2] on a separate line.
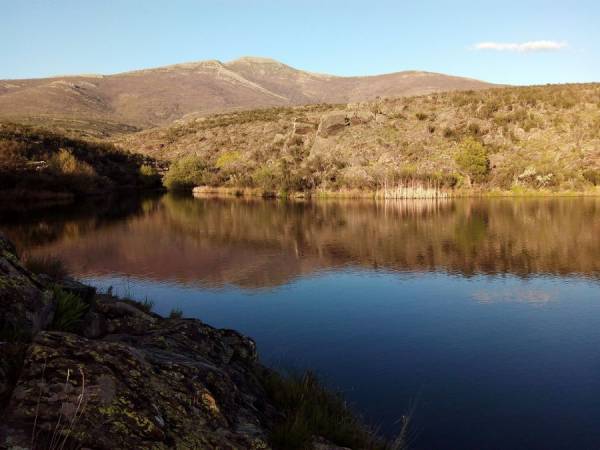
[3, 194, 600, 449]
[4, 194, 600, 286]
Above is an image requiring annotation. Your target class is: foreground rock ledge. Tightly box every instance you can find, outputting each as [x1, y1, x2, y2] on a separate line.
[0, 234, 278, 449]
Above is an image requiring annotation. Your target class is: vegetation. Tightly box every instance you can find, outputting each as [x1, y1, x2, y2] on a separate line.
[262, 370, 398, 450]
[455, 137, 490, 184]
[163, 155, 211, 190]
[0, 122, 162, 200]
[168, 308, 183, 319]
[138, 297, 155, 313]
[50, 287, 90, 333]
[119, 83, 600, 196]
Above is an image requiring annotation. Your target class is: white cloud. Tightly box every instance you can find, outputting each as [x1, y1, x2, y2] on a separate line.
[472, 40, 568, 52]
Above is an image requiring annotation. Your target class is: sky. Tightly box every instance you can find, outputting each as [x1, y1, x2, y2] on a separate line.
[1, 0, 598, 85]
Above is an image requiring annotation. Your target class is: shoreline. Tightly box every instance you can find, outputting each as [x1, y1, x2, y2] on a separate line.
[192, 185, 600, 200]
[0, 234, 396, 450]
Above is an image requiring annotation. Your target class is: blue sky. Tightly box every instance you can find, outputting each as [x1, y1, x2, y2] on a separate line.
[1, 0, 598, 84]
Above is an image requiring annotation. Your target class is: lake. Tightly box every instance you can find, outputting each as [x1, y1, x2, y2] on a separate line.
[2, 194, 600, 450]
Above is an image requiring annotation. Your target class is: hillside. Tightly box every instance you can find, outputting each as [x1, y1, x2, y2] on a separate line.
[118, 83, 600, 195]
[0, 122, 161, 202]
[0, 57, 494, 136]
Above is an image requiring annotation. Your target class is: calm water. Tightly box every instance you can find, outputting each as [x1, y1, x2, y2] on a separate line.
[2, 194, 600, 450]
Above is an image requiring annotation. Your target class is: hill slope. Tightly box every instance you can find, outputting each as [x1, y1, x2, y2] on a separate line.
[0, 122, 161, 201]
[117, 83, 600, 194]
[0, 57, 495, 134]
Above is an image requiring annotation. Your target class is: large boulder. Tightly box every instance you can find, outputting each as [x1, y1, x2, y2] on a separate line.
[317, 112, 350, 137]
[0, 235, 277, 449]
[1, 318, 274, 449]
[0, 233, 54, 337]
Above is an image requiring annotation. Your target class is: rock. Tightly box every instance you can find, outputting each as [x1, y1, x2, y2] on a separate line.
[317, 112, 349, 137]
[375, 113, 387, 124]
[292, 121, 317, 135]
[349, 110, 375, 125]
[55, 277, 96, 303]
[0, 235, 278, 450]
[0, 235, 363, 450]
[272, 133, 286, 144]
[1, 322, 275, 449]
[0, 233, 54, 337]
[313, 436, 353, 450]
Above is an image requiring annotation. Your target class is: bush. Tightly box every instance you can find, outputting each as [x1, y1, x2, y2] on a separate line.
[0, 140, 27, 168]
[139, 164, 161, 188]
[263, 370, 387, 450]
[164, 155, 211, 191]
[51, 288, 89, 332]
[455, 138, 490, 184]
[49, 148, 96, 177]
[252, 165, 281, 191]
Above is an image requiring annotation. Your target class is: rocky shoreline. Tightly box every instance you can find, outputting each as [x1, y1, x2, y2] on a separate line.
[0, 233, 282, 449]
[1, 233, 386, 450]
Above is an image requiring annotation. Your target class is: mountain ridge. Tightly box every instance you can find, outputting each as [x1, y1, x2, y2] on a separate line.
[0, 57, 497, 135]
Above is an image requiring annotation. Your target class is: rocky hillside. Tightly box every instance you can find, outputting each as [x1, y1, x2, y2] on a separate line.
[0, 57, 494, 134]
[118, 83, 600, 194]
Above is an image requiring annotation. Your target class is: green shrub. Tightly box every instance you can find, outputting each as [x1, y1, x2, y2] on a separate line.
[164, 155, 210, 191]
[252, 165, 281, 191]
[455, 138, 490, 184]
[215, 150, 242, 169]
[139, 164, 161, 188]
[263, 370, 387, 450]
[51, 287, 89, 332]
[415, 112, 428, 121]
[49, 148, 96, 177]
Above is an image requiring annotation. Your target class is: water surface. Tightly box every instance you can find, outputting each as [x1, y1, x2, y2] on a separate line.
[2, 194, 600, 450]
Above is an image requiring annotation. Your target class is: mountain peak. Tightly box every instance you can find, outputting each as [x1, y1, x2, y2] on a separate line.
[228, 56, 283, 65]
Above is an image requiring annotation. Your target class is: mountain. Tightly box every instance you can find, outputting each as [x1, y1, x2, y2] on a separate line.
[0, 57, 495, 135]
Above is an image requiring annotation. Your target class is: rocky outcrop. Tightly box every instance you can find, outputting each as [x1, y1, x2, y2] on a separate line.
[0, 234, 278, 449]
[317, 112, 350, 137]
[0, 235, 54, 337]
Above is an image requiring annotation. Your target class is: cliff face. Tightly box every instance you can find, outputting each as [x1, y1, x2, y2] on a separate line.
[0, 234, 277, 449]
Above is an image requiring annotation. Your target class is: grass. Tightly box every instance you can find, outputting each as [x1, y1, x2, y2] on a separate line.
[138, 297, 155, 313]
[50, 287, 89, 333]
[168, 308, 183, 319]
[24, 255, 68, 280]
[262, 370, 408, 450]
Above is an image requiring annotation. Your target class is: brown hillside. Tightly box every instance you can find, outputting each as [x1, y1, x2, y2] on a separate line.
[0, 57, 495, 134]
[117, 83, 600, 194]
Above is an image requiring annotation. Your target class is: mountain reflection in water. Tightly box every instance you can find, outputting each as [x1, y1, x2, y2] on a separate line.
[4, 194, 600, 286]
[2, 194, 600, 450]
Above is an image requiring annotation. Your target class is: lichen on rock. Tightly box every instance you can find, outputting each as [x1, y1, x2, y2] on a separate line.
[0, 233, 278, 449]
